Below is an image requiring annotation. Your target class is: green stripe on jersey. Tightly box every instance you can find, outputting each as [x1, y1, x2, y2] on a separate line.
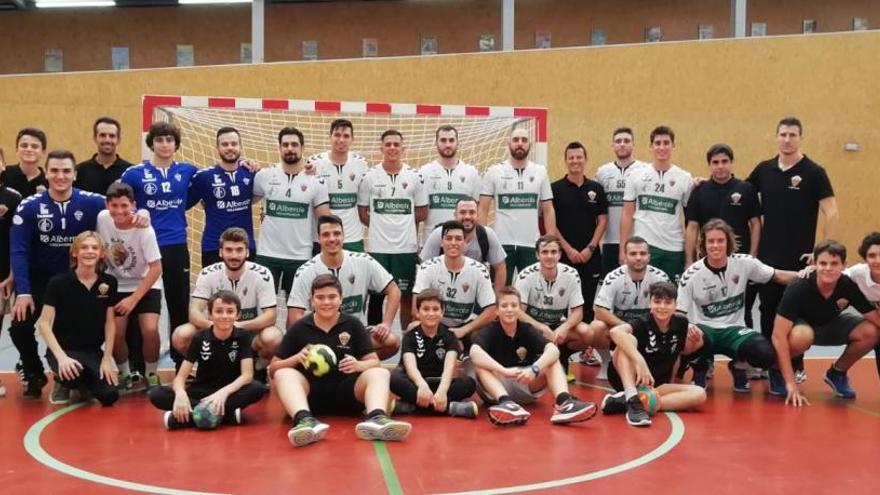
[701, 293, 745, 318]
[527, 306, 566, 326]
[444, 300, 475, 321]
[373, 198, 412, 214]
[606, 190, 624, 207]
[329, 192, 357, 210]
[429, 193, 468, 209]
[240, 308, 258, 320]
[341, 295, 364, 315]
[498, 193, 538, 209]
[266, 199, 309, 219]
[637, 195, 678, 214]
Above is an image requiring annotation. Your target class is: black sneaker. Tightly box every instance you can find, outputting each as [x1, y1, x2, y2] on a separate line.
[551, 398, 597, 424]
[163, 411, 192, 430]
[601, 391, 627, 415]
[23, 373, 47, 400]
[223, 408, 242, 426]
[728, 361, 750, 393]
[625, 396, 651, 427]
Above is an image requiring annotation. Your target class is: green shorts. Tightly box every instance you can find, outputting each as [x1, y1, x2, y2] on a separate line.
[343, 240, 365, 252]
[255, 255, 306, 296]
[369, 252, 418, 293]
[601, 243, 619, 276]
[648, 245, 685, 283]
[698, 324, 759, 359]
[503, 245, 537, 284]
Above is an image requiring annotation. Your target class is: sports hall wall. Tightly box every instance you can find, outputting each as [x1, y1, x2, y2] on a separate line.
[0, 31, 877, 252]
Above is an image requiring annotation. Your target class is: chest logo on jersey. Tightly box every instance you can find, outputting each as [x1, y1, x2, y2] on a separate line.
[144, 183, 158, 195]
[669, 179, 676, 188]
[338, 332, 351, 346]
[38, 218, 53, 232]
[789, 175, 802, 190]
[558, 287, 566, 297]
[174, 173, 182, 182]
[212, 174, 224, 185]
[301, 184, 308, 192]
[74, 210, 83, 221]
[461, 282, 470, 293]
[516, 346, 528, 361]
[436, 346, 446, 360]
[587, 190, 597, 202]
[401, 181, 409, 190]
[98, 283, 109, 296]
[200, 340, 211, 361]
[213, 186, 226, 199]
[39, 204, 51, 215]
[144, 170, 155, 180]
[836, 298, 849, 309]
[731, 274, 740, 285]
[348, 274, 356, 284]
[228, 341, 239, 362]
[460, 176, 466, 183]
[729, 192, 742, 205]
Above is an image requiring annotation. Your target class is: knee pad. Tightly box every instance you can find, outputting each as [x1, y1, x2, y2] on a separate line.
[739, 336, 775, 369]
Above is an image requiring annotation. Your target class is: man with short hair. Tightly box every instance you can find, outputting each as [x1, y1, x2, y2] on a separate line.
[771, 241, 880, 406]
[419, 125, 481, 239]
[420, 197, 507, 289]
[287, 215, 402, 360]
[308, 119, 369, 252]
[188, 127, 256, 267]
[479, 127, 556, 284]
[358, 130, 428, 329]
[620, 125, 693, 283]
[846, 232, 880, 378]
[1, 128, 48, 198]
[596, 127, 648, 276]
[75, 117, 133, 195]
[253, 127, 331, 297]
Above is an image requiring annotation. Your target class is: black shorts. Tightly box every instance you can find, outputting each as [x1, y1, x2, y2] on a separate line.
[607, 362, 672, 392]
[112, 288, 162, 315]
[308, 373, 363, 414]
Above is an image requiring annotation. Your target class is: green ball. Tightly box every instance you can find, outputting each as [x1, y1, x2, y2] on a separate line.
[192, 402, 222, 430]
[636, 385, 660, 416]
[305, 344, 338, 377]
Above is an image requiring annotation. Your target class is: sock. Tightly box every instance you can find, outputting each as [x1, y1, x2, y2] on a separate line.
[624, 387, 637, 400]
[293, 409, 314, 424]
[830, 363, 845, 374]
[117, 361, 130, 376]
[145, 361, 158, 375]
[555, 392, 572, 405]
[497, 395, 513, 404]
[365, 408, 385, 419]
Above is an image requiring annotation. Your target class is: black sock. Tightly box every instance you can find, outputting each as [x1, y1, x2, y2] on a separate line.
[366, 408, 385, 419]
[497, 395, 513, 404]
[555, 392, 573, 405]
[293, 410, 314, 424]
[829, 364, 845, 375]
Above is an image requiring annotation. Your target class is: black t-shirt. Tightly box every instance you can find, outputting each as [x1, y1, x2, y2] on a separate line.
[43, 270, 117, 351]
[277, 313, 373, 381]
[74, 155, 134, 195]
[551, 176, 609, 252]
[685, 177, 760, 254]
[612, 314, 688, 385]
[399, 324, 461, 378]
[777, 273, 874, 327]
[1, 164, 47, 198]
[185, 327, 253, 391]
[0, 186, 23, 278]
[472, 321, 548, 367]
[747, 156, 834, 269]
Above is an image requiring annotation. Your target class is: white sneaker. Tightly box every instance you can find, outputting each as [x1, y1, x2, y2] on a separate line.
[795, 369, 807, 384]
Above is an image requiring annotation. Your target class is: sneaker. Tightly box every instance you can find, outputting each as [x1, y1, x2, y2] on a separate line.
[448, 401, 478, 419]
[392, 400, 417, 415]
[487, 400, 530, 426]
[625, 396, 651, 427]
[823, 368, 856, 399]
[551, 398, 597, 424]
[223, 408, 242, 426]
[355, 415, 412, 441]
[601, 391, 627, 415]
[768, 369, 786, 397]
[745, 366, 765, 381]
[146, 373, 161, 389]
[795, 369, 808, 384]
[565, 371, 576, 383]
[128, 371, 147, 392]
[49, 380, 70, 405]
[583, 350, 601, 367]
[728, 361, 750, 393]
[288, 416, 330, 447]
[0, 380, 6, 398]
[117, 372, 133, 392]
[163, 411, 192, 431]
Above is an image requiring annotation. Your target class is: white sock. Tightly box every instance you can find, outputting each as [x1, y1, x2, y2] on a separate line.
[118, 361, 130, 376]
[624, 387, 637, 400]
[145, 361, 158, 375]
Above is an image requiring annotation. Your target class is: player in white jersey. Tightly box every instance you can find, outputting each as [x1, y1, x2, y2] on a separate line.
[412, 220, 497, 338]
[420, 125, 482, 241]
[620, 126, 693, 283]
[254, 127, 331, 297]
[171, 228, 282, 376]
[97, 183, 163, 390]
[595, 126, 649, 276]
[287, 215, 402, 359]
[677, 219, 797, 392]
[479, 127, 556, 284]
[846, 232, 880, 378]
[308, 119, 369, 251]
[358, 130, 428, 329]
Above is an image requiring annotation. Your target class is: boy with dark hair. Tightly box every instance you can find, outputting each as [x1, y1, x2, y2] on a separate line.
[1, 127, 48, 198]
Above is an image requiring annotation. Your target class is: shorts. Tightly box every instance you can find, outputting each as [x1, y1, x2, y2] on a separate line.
[476, 368, 546, 405]
[648, 245, 685, 283]
[799, 311, 865, 346]
[369, 252, 418, 293]
[607, 361, 673, 392]
[503, 245, 537, 284]
[601, 243, 620, 276]
[308, 373, 363, 414]
[698, 324, 760, 359]
[343, 240, 365, 252]
[112, 288, 162, 315]
[255, 255, 306, 296]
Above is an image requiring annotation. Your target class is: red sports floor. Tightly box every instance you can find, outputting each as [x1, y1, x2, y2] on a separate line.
[2, 358, 878, 495]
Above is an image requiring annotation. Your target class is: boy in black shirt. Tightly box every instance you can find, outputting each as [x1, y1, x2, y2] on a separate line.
[390, 289, 478, 418]
[470, 286, 597, 426]
[148, 290, 266, 429]
[0, 179, 22, 397]
[770, 241, 880, 406]
[601, 282, 706, 427]
[271, 274, 411, 447]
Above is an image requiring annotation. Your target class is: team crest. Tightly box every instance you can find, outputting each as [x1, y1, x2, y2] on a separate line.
[98, 283, 109, 295]
[462, 282, 470, 293]
[459, 176, 466, 183]
[174, 173, 182, 182]
[790, 175, 802, 189]
[731, 274, 740, 284]
[243, 177, 251, 185]
[402, 182, 409, 189]
[213, 186, 226, 199]
[74, 210, 83, 221]
[836, 298, 849, 309]
[587, 191, 597, 202]
[242, 287, 249, 297]
[348, 173, 356, 182]
[516, 346, 528, 361]
[228, 350, 238, 362]
[435, 348, 446, 360]
[37, 218, 53, 233]
[559, 287, 566, 297]
[529, 176, 535, 183]
[144, 183, 158, 195]
[348, 274, 356, 284]
[669, 179, 676, 187]
[730, 192, 742, 204]
[339, 332, 351, 346]
[301, 184, 308, 192]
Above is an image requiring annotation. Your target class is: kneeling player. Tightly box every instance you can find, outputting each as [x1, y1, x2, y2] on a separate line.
[149, 291, 267, 429]
[470, 287, 597, 426]
[390, 289, 478, 418]
[601, 281, 706, 427]
[270, 274, 411, 447]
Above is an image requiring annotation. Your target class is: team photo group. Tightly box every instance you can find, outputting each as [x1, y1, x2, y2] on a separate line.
[2, 113, 878, 447]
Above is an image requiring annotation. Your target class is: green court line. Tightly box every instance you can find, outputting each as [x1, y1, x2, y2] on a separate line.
[23, 402, 228, 495]
[374, 441, 405, 495]
[847, 403, 880, 418]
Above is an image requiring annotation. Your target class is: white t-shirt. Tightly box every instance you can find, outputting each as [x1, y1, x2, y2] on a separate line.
[480, 160, 553, 247]
[309, 151, 369, 243]
[192, 261, 277, 321]
[287, 250, 394, 324]
[419, 159, 482, 240]
[357, 163, 427, 254]
[845, 263, 880, 309]
[514, 262, 584, 326]
[96, 210, 163, 293]
[253, 165, 330, 260]
[623, 164, 693, 252]
[595, 160, 649, 244]
[413, 255, 495, 327]
[594, 265, 670, 321]
[677, 254, 774, 328]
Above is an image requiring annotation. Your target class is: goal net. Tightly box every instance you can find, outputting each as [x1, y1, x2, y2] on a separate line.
[141, 95, 548, 279]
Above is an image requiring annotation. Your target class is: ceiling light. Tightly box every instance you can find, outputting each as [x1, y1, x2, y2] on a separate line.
[36, 0, 115, 7]
[179, 0, 252, 4]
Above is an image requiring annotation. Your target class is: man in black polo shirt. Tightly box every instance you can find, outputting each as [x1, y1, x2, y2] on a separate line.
[0, 128, 48, 198]
[748, 117, 838, 382]
[770, 241, 880, 406]
[75, 117, 133, 195]
[551, 142, 608, 321]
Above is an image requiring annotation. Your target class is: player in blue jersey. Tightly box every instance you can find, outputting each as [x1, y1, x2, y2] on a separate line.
[187, 127, 256, 267]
